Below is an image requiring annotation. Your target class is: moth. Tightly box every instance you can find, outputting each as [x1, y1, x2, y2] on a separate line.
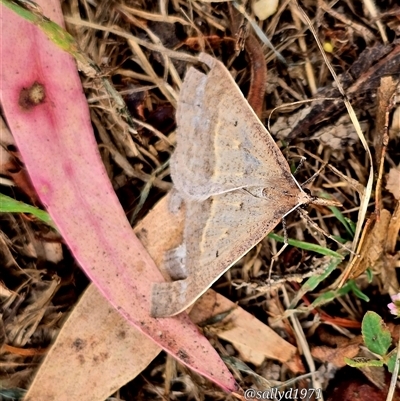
[151, 53, 338, 317]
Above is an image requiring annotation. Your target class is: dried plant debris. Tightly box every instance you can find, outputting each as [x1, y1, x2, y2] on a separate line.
[2, 0, 400, 399]
[386, 166, 400, 201]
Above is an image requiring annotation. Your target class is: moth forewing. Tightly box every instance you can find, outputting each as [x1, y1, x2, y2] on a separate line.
[150, 53, 336, 318]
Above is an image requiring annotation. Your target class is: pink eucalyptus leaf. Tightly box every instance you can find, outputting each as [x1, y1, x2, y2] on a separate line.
[0, 0, 238, 393]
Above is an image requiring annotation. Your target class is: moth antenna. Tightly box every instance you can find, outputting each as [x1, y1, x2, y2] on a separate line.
[301, 163, 328, 187]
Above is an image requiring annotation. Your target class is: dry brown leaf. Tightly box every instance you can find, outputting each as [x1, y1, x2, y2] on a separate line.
[311, 343, 360, 368]
[389, 106, 400, 138]
[189, 290, 304, 373]
[379, 254, 400, 295]
[339, 209, 391, 284]
[386, 166, 400, 200]
[387, 201, 400, 253]
[25, 285, 162, 401]
[339, 208, 399, 293]
[350, 210, 391, 278]
[375, 77, 398, 166]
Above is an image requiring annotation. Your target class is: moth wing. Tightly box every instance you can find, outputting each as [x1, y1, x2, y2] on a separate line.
[151, 187, 298, 317]
[172, 52, 297, 201]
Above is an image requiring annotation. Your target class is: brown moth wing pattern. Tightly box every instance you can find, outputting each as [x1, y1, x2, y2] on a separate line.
[171, 52, 299, 201]
[151, 187, 300, 317]
[151, 53, 311, 317]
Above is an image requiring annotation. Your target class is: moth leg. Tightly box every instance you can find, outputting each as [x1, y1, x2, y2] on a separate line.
[297, 208, 355, 254]
[163, 244, 188, 280]
[268, 218, 290, 283]
[282, 217, 288, 245]
[300, 162, 327, 186]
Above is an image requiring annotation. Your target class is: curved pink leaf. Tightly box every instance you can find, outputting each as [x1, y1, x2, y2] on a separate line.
[0, 1, 238, 393]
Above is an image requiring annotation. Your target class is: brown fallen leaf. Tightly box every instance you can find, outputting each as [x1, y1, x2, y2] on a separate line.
[25, 284, 162, 401]
[311, 344, 360, 369]
[387, 201, 400, 254]
[386, 166, 400, 201]
[338, 208, 400, 292]
[348, 210, 391, 280]
[189, 290, 304, 373]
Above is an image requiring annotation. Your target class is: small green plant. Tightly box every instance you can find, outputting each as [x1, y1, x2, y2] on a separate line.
[345, 310, 398, 373]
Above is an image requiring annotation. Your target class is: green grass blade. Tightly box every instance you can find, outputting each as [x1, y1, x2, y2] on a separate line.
[0, 193, 57, 229]
[1, 0, 84, 61]
[307, 280, 369, 310]
[329, 206, 355, 237]
[268, 232, 344, 259]
[289, 257, 341, 308]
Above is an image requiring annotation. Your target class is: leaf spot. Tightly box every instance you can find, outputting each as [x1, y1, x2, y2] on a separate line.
[19, 81, 46, 110]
